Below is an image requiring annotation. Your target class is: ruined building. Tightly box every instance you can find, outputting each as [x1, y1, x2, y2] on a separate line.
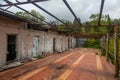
[0, 11, 76, 67]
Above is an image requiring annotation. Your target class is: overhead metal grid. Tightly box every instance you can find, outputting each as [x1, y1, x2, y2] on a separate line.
[98, 0, 105, 26]
[0, 0, 106, 26]
[1, 0, 67, 26]
[63, 0, 82, 26]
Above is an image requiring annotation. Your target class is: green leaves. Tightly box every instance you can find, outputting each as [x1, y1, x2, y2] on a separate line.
[84, 39, 101, 49]
[16, 9, 45, 23]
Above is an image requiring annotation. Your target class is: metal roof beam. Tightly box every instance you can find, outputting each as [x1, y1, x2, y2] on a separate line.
[0, 8, 39, 23]
[98, 0, 105, 26]
[0, 7, 15, 15]
[4, 0, 52, 26]
[0, 0, 49, 7]
[63, 0, 81, 25]
[31, 2, 66, 25]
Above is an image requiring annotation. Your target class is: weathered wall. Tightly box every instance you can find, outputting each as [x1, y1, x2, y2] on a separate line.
[0, 26, 19, 67]
[0, 16, 24, 67]
[0, 16, 77, 67]
[17, 30, 44, 60]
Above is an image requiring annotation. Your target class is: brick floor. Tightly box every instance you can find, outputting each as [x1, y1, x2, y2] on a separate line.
[0, 48, 119, 80]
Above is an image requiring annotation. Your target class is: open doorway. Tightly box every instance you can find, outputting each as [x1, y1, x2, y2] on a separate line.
[7, 35, 17, 62]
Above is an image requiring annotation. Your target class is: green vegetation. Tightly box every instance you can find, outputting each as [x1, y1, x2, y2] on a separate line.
[16, 9, 45, 23]
[84, 39, 101, 49]
[56, 13, 116, 34]
[101, 38, 120, 64]
[101, 48, 106, 56]
[34, 55, 44, 59]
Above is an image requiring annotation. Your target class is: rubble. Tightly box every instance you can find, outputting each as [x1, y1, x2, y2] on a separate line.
[0, 62, 24, 71]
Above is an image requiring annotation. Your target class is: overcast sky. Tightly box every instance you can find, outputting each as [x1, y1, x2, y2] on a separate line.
[1, 0, 120, 23]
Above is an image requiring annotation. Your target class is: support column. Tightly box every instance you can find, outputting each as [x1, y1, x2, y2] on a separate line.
[106, 33, 109, 61]
[114, 26, 119, 77]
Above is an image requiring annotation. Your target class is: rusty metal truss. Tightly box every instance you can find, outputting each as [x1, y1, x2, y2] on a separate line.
[0, 0, 106, 26]
[0, 0, 67, 26]
[0, 0, 113, 38]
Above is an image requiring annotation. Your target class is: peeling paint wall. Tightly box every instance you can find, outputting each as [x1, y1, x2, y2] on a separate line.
[0, 16, 76, 67]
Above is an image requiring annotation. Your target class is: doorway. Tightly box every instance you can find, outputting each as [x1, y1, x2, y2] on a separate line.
[68, 38, 70, 49]
[7, 35, 17, 61]
[32, 37, 39, 57]
[53, 38, 56, 52]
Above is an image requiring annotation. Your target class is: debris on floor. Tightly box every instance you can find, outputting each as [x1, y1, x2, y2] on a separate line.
[30, 57, 38, 61]
[49, 63, 67, 70]
[0, 62, 24, 71]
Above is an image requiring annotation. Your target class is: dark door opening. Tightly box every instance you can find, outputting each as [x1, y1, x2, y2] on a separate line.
[71, 39, 72, 48]
[68, 38, 70, 49]
[7, 35, 17, 61]
[53, 38, 56, 52]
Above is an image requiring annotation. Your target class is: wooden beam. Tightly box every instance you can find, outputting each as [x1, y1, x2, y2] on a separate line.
[57, 24, 119, 28]
[73, 33, 105, 38]
[114, 25, 119, 77]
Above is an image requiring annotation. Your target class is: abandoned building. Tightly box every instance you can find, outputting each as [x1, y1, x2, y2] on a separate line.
[0, 10, 76, 67]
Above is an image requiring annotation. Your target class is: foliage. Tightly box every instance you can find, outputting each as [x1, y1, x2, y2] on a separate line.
[56, 20, 73, 31]
[88, 13, 114, 33]
[101, 48, 106, 56]
[34, 55, 44, 59]
[16, 9, 45, 23]
[84, 39, 101, 49]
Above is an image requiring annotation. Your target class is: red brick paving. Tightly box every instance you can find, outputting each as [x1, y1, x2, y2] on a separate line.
[0, 48, 119, 80]
[26, 51, 82, 80]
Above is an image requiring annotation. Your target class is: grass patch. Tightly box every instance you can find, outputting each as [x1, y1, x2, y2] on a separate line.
[34, 55, 44, 59]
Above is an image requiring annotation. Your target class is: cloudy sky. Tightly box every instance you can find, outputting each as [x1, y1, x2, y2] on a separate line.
[1, 0, 120, 23]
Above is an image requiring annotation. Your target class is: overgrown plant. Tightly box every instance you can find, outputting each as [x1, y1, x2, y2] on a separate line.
[83, 39, 101, 49]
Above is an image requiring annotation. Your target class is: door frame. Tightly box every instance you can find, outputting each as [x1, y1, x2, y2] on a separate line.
[6, 34, 18, 62]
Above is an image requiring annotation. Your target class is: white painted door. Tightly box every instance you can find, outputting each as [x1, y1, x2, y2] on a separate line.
[32, 37, 39, 57]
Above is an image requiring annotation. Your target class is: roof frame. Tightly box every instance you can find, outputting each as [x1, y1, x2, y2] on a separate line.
[4, 0, 53, 26]
[2, 0, 67, 26]
[0, 0, 114, 39]
[0, 0, 49, 7]
[98, 0, 105, 26]
[31, 2, 66, 25]
[63, 0, 82, 26]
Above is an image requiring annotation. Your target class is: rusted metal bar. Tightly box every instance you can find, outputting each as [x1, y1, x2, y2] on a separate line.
[62, 24, 117, 28]
[0, 7, 15, 14]
[0, 8, 43, 23]
[15, 0, 20, 3]
[98, 0, 105, 26]
[114, 25, 119, 77]
[4, 0, 52, 26]
[31, 2, 66, 25]
[0, 0, 49, 7]
[4, 6, 12, 11]
[106, 33, 109, 61]
[63, 0, 81, 25]
[73, 33, 105, 38]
